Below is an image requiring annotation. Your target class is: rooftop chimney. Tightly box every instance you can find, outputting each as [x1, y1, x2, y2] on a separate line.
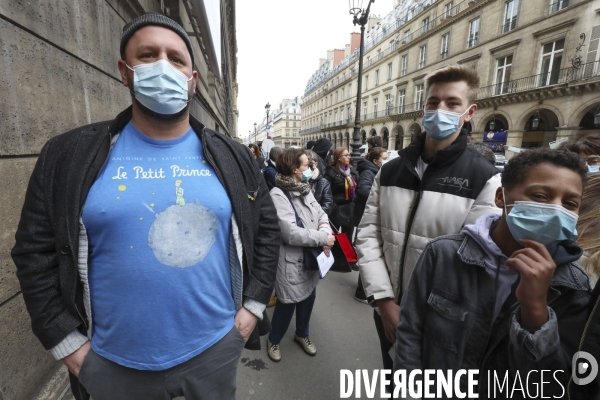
[350, 32, 361, 52]
[333, 49, 345, 67]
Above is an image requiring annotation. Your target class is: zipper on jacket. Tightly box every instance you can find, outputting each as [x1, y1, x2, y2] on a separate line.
[75, 303, 88, 328]
[200, 129, 246, 298]
[396, 177, 425, 304]
[478, 259, 501, 379]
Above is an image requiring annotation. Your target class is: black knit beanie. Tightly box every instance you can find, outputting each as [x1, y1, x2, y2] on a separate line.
[120, 12, 194, 64]
[313, 138, 333, 160]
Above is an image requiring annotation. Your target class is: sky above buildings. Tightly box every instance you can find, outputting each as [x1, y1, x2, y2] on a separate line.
[236, 0, 395, 142]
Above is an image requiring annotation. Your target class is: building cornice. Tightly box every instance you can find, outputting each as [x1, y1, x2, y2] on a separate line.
[457, 53, 482, 65]
[488, 39, 522, 54]
[532, 18, 578, 37]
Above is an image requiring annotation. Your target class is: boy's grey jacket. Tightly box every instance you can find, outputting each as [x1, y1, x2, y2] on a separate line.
[11, 107, 280, 359]
[395, 233, 590, 399]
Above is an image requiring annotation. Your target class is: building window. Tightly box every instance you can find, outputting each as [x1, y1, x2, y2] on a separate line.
[378, 49, 383, 60]
[502, 0, 519, 33]
[415, 84, 424, 109]
[373, 98, 379, 118]
[365, 75, 369, 91]
[385, 94, 393, 115]
[443, 1, 453, 18]
[349, 84, 352, 98]
[391, 39, 397, 51]
[398, 89, 406, 113]
[347, 107, 351, 122]
[539, 38, 565, 86]
[441, 34, 449, 59]
[340, 109, 344, 123]
[550, 0, 569, 13]
[342, 88, 345, 99]
[494, 55, 513, 95]
[388, 63, 393, 80]
[375, 70, 380, 86]
[293, 121, 297, 127]
[335, 91, 338, 102]
[286, 130, 290, 137]
[334, 112, 337, 125]
[286, 121, 289, 127]
[468, 18, 480, 48]
[403, 29, 411, 44]
[363, 101, 368, 120]
[422, 17, 430, 33]
[419, 45, 427, 68]
[401, 55, 408, 76]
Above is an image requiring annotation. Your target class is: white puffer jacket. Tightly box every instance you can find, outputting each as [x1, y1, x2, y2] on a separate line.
[357, 132, 502, 304]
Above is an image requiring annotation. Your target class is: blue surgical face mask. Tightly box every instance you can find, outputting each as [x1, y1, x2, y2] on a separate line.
[588, 165, 599, 173]
[422, 106, 472, 141]
[301, 168, 313, 182]
[127, 60, 192, 115]
[502, 188, 578, 247]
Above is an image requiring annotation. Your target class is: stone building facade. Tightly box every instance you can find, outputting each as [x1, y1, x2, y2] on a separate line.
[247, 98, 302, 149]
[301, 0, 600, 158]
[270, 98, 302, 148]
[0, 1, 238, 398]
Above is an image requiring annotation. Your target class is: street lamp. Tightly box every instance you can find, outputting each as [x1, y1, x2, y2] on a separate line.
[489, 107, 497, 131]
[349, 0, 375, 167]
[248, 130, 251, 145]
[254, 122, 257, 144]
[531, 101, 542, 130]
[265, 103, 271, 138]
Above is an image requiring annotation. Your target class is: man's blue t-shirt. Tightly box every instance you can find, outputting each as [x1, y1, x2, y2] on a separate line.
[82, 122, 235, 370]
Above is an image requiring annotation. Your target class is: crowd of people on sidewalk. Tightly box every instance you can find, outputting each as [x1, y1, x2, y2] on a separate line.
[10, 12, 600, 399]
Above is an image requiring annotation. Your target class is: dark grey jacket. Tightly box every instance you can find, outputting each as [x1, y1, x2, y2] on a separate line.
[353, 159, 379, 226]
[395, 233, 590, 399]
[11, 107, 280, 354]
[309, 173, 333, 216]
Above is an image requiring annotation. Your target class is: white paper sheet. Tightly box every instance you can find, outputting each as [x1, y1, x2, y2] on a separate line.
[317, 251, 334, 278]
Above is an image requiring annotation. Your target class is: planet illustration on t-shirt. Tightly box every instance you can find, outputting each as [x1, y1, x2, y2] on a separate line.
[148, 201, 218, 268]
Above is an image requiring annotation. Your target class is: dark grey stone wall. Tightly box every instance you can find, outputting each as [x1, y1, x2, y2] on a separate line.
[0, 1, 131, 399]
[0, 1, 236, 398]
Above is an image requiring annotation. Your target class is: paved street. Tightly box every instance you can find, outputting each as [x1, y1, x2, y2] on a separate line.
[61, 270, 382, 400]
[236, 270, 382, 400]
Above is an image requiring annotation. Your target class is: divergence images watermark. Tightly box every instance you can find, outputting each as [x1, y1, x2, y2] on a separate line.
[339, 352, 598, 399]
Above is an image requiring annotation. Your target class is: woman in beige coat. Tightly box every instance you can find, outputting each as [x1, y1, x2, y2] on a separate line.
[267, 148, 335, 362]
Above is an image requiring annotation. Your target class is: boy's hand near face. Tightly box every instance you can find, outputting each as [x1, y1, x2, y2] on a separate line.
[506, 239, 557, 330]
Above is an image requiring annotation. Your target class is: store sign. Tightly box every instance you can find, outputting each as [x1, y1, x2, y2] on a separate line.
[483, 130, 507, 154]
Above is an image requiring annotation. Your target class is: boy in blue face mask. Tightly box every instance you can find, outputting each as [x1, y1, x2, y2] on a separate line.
[394, 148, 590, 398]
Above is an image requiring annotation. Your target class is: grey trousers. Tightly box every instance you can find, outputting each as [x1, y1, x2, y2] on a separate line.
[78, 326, 245, 400]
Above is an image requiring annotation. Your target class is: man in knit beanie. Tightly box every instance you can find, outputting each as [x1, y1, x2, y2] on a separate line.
[12, 11, 280, 400]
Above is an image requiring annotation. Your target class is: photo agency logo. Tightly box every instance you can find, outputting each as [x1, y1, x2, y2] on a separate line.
[339, 357, 599, 399]
[572, 351, 598, 386]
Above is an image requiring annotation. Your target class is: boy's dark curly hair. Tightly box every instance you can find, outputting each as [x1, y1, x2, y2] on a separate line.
[502, 148, 588, 189]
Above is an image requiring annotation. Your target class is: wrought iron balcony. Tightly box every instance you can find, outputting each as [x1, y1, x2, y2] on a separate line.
[477, 60, 600, 99]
